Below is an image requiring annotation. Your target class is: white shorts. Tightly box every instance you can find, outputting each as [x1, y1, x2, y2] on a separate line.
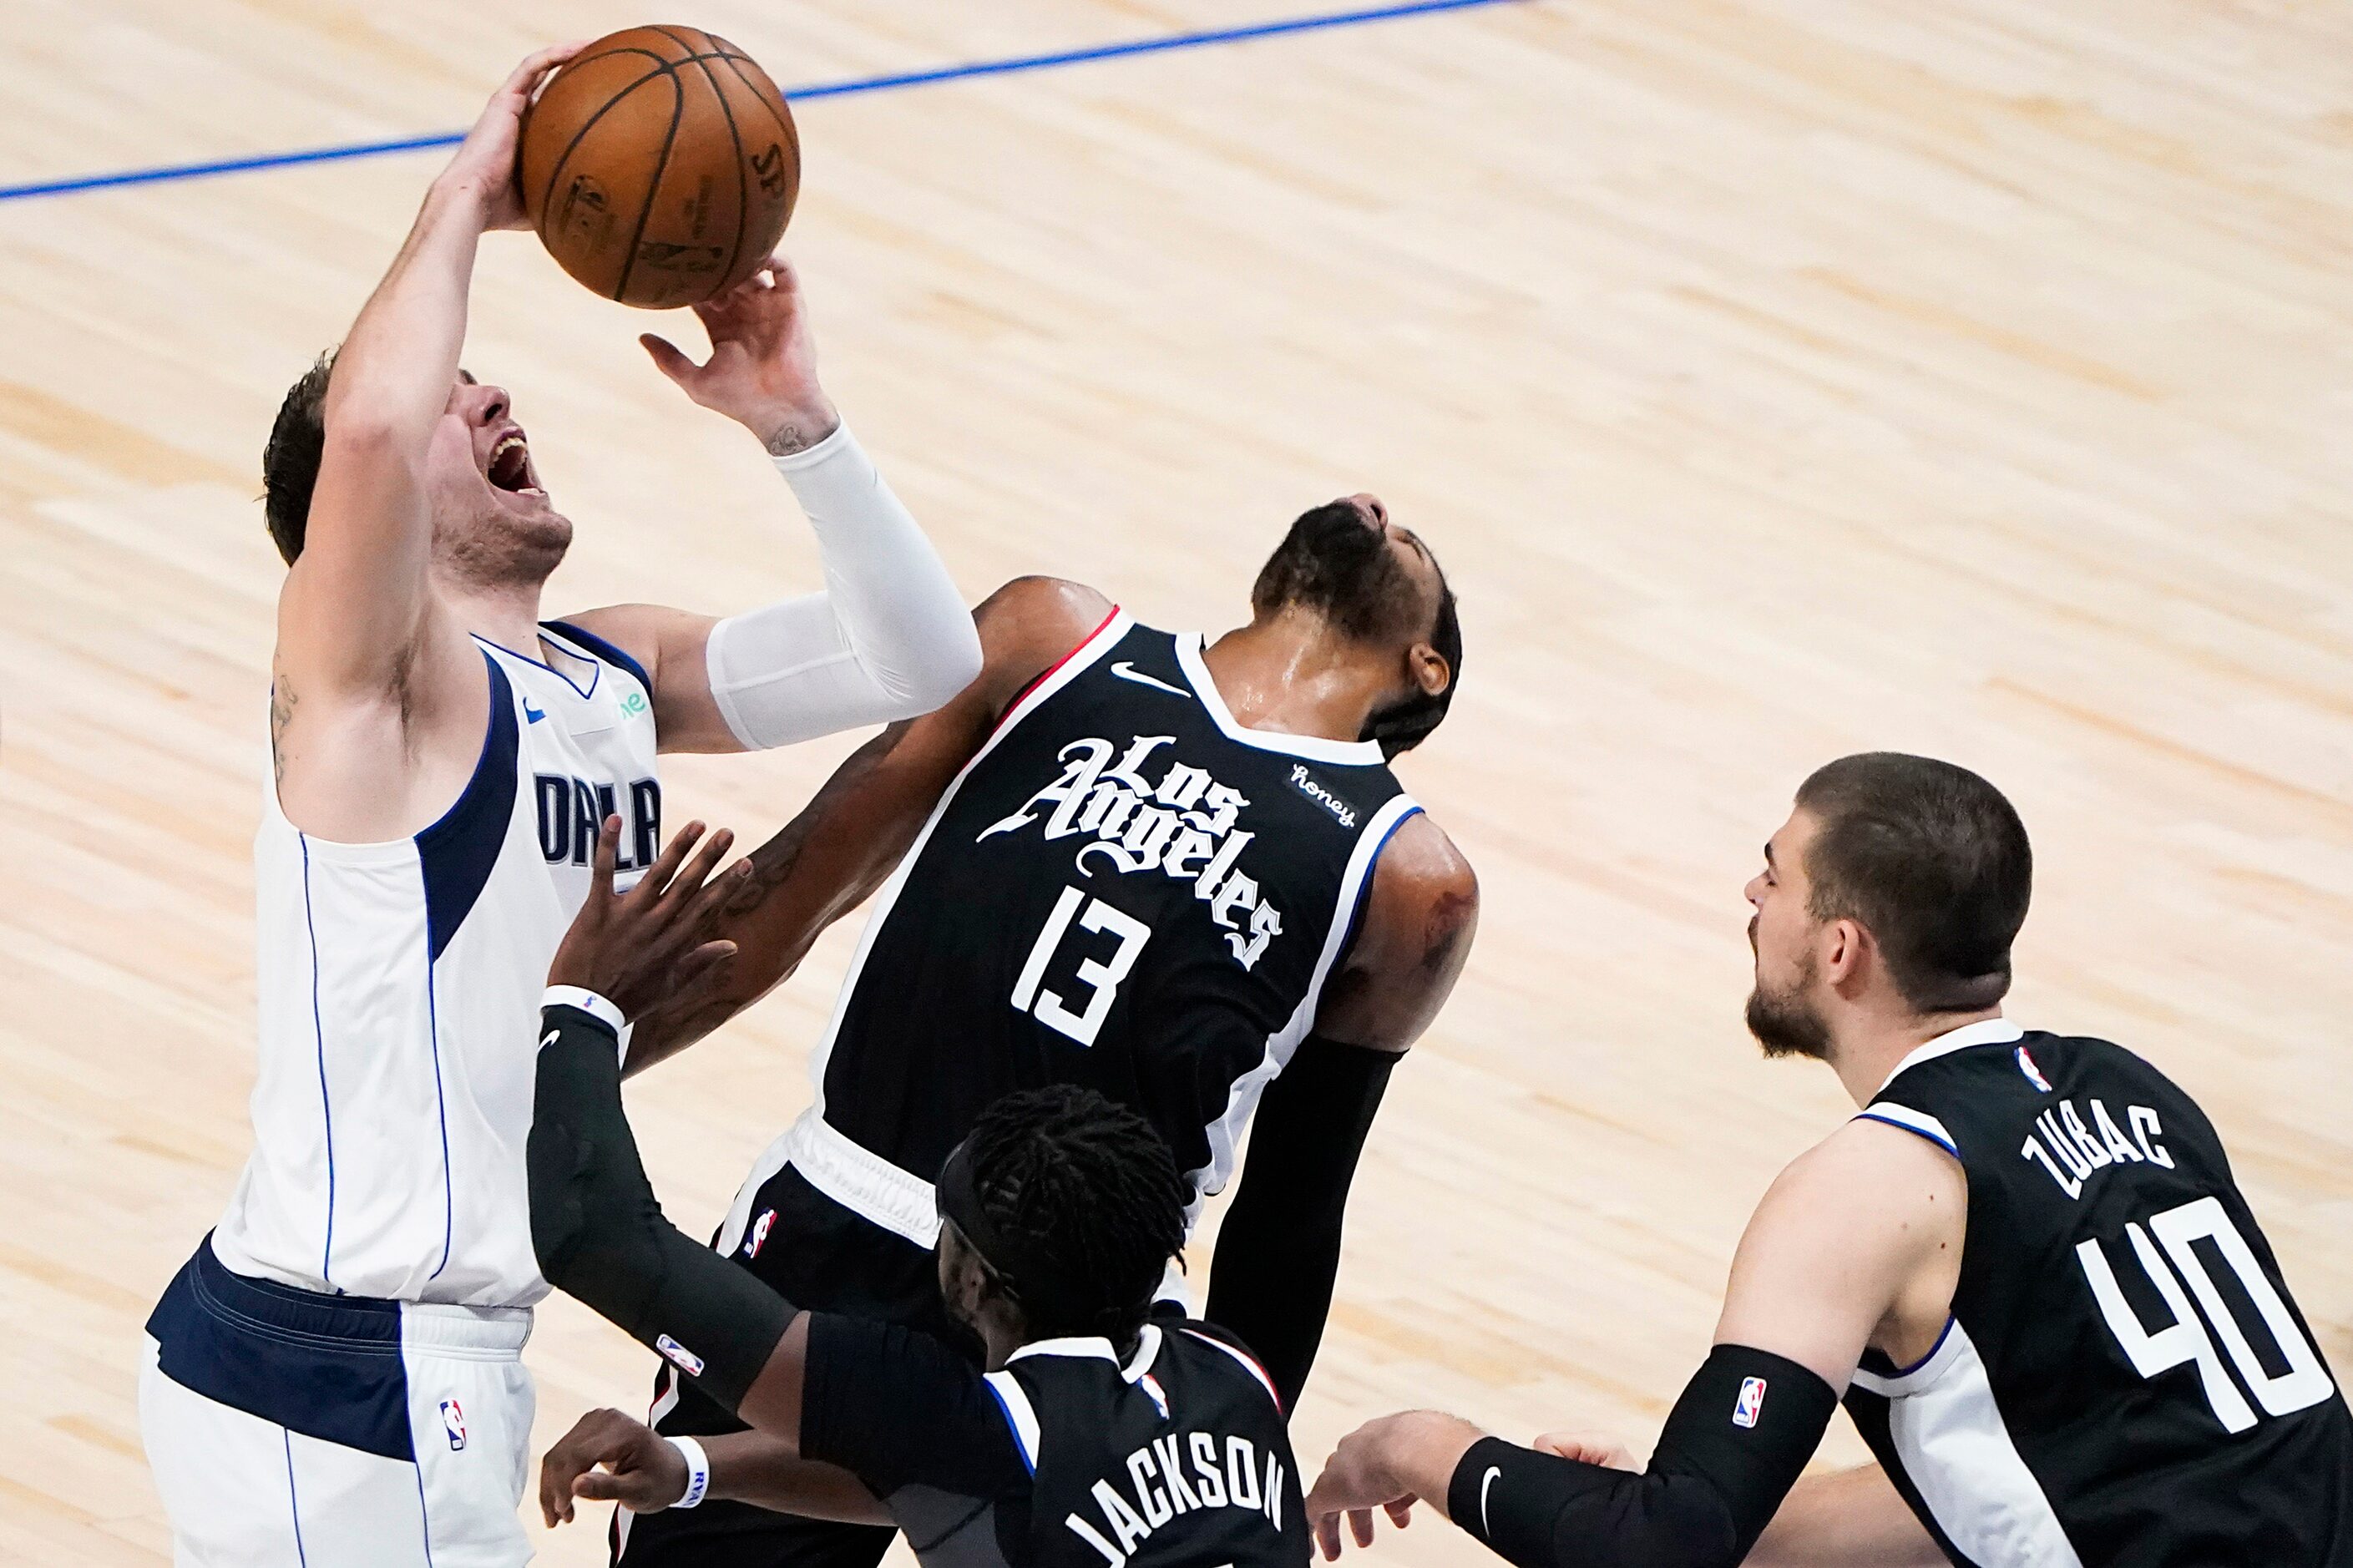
[139, 1237, 536, 1568]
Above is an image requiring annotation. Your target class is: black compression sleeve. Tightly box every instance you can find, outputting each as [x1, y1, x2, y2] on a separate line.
[1205, 1035, 1398, 1409]
[1444, 1346, 1836, 1568]
[528, 1004, 797, 1414]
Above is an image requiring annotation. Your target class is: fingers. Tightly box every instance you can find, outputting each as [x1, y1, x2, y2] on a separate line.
[640, 333, 705, 387]
[504, 39, 588, 100]
[1313, 1511, 1343, 1561]
[1384, 1499, 1416, 1528]
[623, 821, 710, 913]
[1531, 1430, 1637, 1470]
[1349, 1507, 1376, 1549]
[593, 814, 620, 904]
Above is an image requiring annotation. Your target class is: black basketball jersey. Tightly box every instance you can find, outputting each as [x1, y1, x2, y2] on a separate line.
[799, 1314, 1308, 1568]
[1843, 1019, 2353, 1567]
[747, 611, 1420, 1252]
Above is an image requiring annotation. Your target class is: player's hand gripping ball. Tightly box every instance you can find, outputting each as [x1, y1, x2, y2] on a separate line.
[518, 25, 800, 309]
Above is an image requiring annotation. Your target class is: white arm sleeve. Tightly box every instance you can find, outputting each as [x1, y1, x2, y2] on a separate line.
[705, 422, 984, 750]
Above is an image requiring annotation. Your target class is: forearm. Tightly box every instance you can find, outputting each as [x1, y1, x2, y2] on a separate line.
[325, 180, 485, 437]
[1207, 1037, 1398, 1407]
[528, 994, 799, 1412]
[705, 425, 982, 749]
[1743, 1465, 1945, 1567]
[701, 1429, 889, 1524]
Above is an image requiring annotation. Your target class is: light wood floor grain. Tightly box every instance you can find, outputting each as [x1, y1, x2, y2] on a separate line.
[3, 2, 2349, 1560]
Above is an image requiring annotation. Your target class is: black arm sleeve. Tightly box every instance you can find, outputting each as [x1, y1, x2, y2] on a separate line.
[1205, 1034, 1398, 1410]
[528, 1003, 797, 1414]
[800, 1313, 1030, 1500]
[1443, 1346, 1837, 1568]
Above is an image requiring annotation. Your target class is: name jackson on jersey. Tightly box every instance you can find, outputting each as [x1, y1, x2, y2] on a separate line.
[1065, 1428, 1290, 1568]
[978, 733, 1284, 971]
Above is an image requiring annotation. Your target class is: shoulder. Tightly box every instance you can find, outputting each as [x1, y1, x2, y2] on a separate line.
[1371, 812, 1476, 908]
[969, 576, 1118, 711]
[1747, 1119, 1966, 1257]
[974, 576, 1115, 645]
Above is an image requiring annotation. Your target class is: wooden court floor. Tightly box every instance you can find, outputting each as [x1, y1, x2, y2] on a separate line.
[3, 1, 2349, 1560]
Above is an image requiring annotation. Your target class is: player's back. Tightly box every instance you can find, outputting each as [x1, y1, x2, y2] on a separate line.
[1847, 1020, 2353, 1566]
[1001, 1320, 1308, 1568]
[744, 610, 1423, 1261]
[212, 625, 661, 1307]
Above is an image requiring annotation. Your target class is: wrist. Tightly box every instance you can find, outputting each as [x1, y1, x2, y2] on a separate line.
[1393, 1412, 1487, 1515]
[665, 1435, 711, 1509]
[423, 173, 497, 230]
[755, 401, 842, 458]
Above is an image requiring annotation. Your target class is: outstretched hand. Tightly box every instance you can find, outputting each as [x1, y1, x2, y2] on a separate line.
[1304, 1410, 1485, 1560]
[438, 41, 585, 231]
[640, 254, 842, 455]
[547, 816, 748, 1021]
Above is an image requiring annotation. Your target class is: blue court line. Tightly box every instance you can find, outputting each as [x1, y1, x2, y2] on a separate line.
[0, 0, 1520, 205]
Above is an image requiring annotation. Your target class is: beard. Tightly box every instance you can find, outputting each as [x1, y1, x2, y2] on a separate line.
[1250, 501, 1424, 645]
[1745, 942, 1834, 1061]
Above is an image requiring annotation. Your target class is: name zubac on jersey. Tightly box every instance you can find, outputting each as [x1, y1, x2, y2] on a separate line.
[978, 734, 1285, 971]
[1064, 1428, 1288, 1568]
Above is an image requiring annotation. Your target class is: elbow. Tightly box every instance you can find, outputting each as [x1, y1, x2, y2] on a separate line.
[881, 618, 984, 717]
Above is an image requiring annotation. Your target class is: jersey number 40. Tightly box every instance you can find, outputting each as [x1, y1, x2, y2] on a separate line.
[2076, 1195, 2335, 1434]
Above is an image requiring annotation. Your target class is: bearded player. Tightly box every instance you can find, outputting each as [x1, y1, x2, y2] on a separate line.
[136, 47, 982, 1568]
[606, 500, 1477, 1568]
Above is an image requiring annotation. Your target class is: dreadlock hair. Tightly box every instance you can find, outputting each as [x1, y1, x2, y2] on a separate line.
[961, 1085, 1191, 1342]
[262, 351, 337, 566]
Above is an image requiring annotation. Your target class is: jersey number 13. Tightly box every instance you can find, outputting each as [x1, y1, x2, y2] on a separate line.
[1011, 886, 1152, 1048]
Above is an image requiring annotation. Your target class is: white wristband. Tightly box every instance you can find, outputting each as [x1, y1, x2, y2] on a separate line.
[540, 985, 635, 1067]
[666, 1434, 711, 1510]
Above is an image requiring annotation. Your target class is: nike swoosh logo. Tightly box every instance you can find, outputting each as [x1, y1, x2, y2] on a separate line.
[539, 1030, 559, 1050]
[1110, 661, 1190, 698]
[1479, 1466, 1501, 1535]
[523, 699, 548, 724]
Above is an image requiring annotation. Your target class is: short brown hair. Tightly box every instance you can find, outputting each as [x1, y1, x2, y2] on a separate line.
[262, 352, 336, 565]
[1796, 752, 2032, 1014]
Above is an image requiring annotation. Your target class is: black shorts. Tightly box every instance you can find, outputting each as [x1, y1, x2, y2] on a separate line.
[615, 1165, 978, 1568]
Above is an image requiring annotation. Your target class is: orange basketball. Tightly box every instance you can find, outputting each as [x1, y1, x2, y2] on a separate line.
[518, 26, 800, 310]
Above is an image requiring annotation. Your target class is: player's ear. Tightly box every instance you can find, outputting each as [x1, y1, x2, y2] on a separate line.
[1407, 639, 1450, 698]
[1822, 917, 1868, 990]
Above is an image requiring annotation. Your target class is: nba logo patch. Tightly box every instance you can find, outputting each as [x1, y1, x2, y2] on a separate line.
[746, 1209, 775, 1259]
[656, 1334, 707, 1378]
[2016, 1045, 2053, 1094]
[1733, 1376, 1767, 1429]
[1139, 1373, 1171, 1420]
[439, 1399, 467, 1451]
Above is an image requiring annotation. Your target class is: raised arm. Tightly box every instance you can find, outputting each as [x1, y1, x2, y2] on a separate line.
[558, 257, 981, 755]
[272, 45, 578, 839]
[1207, 815, 1477, 1407]
[620, 575, 1114, 1074]
[1301, 1119, 1963, 1568]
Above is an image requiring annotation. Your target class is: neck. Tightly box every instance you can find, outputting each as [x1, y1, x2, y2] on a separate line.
[1829, 1003, 2005, 1105]
[438, 575, 546, 657]
[1201, 609, 1391, 742]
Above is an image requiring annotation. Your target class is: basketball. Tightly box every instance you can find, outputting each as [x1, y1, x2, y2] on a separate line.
[518, 25, 799, 310]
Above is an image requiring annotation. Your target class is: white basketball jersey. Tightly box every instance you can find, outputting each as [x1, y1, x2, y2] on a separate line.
[213, 624, 662, 1308]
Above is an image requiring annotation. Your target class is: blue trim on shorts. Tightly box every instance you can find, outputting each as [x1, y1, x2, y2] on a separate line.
[146, 1237, 415, 1462]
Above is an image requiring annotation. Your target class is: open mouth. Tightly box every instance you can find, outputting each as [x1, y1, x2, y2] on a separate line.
[487, 431, 539, 495]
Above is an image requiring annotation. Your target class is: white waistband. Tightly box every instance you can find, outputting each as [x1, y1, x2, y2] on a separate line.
[397, 1299, 534, 1357]
[779, 1110, 1201, 1312]
[783, 1109, 942, 1247]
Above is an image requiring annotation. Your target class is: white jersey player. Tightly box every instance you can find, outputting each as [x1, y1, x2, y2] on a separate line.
[138, 46, 984, 1568]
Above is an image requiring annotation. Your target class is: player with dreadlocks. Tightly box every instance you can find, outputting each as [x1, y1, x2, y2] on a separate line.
[528, 817, 1310, 1568]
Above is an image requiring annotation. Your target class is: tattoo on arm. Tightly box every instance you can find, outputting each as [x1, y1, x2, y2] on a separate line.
[270, 672, 297, 785]
[1419, 887, 1477, 978]
[763, 422, 812, 458]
